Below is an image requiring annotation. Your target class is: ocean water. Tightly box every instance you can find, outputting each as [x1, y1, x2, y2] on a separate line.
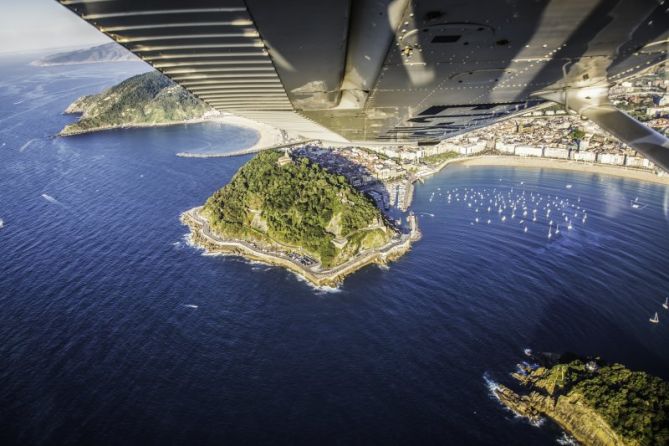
[1, 55, 668, 445]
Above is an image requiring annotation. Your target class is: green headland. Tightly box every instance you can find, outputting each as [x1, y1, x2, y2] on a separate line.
[182, 150, 419, 286]
[60, 71, 210, 136]
[494, 354, 669, 446]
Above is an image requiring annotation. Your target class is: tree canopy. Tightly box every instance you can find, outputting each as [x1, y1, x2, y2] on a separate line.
[542, 360, 669, 445]
[62, 71, 209, 134]
[204, 150, 393, 267]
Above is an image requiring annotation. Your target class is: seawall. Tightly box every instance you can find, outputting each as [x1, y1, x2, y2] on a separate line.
[181, 207, 419, 287]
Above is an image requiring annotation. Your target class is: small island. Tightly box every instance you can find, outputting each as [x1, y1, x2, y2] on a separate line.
[182, 150, 420, 287]
[60, 71, 211, 136]
[493, 352, 669, 446]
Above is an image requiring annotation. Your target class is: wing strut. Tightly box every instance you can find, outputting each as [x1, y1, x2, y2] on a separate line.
[537, 86, 669, 172]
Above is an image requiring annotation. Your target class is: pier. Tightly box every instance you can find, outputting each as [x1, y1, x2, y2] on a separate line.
[176, 139, 314, 158]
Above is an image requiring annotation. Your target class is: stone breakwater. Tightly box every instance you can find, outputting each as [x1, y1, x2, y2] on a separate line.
[181, 207, 420, 288]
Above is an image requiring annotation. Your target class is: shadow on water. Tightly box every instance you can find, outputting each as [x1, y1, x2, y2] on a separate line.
[526, 284, 669, 380]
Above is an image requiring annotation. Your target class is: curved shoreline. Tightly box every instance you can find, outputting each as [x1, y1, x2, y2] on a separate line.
[445, 155, 669, 185]
[181, 207, 420, 287]
[58, 114, 286, 155]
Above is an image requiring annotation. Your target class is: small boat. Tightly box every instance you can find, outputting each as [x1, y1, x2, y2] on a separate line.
[663, 297, 668, 310]
[650, 312, 659, 324]
[0, 218, 4, 229]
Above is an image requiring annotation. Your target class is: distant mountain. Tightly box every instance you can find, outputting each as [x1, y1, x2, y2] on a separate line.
[60, 71, 212, 136]
[31, 43, 139, 66]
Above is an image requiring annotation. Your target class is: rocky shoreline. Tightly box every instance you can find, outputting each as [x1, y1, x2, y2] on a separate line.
[181, 207, 420, 288]
[492, 352, 669, 446]
[57, 117, 212, 137]
[494, 370, 625, 446]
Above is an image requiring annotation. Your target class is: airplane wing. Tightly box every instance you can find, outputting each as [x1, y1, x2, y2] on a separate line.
[56, 0, 669, 168]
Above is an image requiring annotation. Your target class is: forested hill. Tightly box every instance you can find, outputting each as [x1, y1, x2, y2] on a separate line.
[496, 357, 669, 446]
[203, 150, 395, 268]
[60, 71, 211, 135]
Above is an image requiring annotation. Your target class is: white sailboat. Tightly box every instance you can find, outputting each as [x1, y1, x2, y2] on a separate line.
[650, 312, 659, 324]
[663, 297, 668, 310]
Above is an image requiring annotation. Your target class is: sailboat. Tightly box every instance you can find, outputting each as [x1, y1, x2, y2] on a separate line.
[663, 297, 668, 310]
[650, 312, 659, 324]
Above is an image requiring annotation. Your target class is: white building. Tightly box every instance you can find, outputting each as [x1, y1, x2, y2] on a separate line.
[458, 141, 486, 155]
[543, 147, 569, 159]
[624, 156, 644, 168]
[495, 141, 516, 154]
[598, 153, 625, 165]
[572, 151, 596, 162]
[515, 146, 543, 157]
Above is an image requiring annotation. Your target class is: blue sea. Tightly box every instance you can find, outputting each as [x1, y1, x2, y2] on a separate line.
[1, 54, 668, 445]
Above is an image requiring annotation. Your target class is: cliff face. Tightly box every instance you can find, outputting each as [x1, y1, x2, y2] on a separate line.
[496, 384, 626, 446]
[493, 359, 669, 446]
[60, 71, 211, 135]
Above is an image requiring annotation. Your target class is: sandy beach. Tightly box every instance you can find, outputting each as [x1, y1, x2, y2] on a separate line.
[446, 155, 669, 186]
[59, 112, 287, 154]
[208, 114, 286, 153]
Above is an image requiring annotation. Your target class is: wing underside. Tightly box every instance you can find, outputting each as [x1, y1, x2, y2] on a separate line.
[57, 0, 668, 146]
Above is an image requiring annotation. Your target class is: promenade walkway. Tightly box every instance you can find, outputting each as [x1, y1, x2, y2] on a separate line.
[183, 207, 418, 286]
[176, 139, 314, 158]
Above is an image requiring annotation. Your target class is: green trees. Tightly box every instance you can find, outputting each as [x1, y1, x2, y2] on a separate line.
[573, 363, 669, 445]
[421, 151, 459, 165]
[204, 151, 392, 267]
[569, 128, 586, 150]
[62, 71, 209, 134]
[544, 361, 669, 445]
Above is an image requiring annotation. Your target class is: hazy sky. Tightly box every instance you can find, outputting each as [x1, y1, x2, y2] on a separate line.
[0, 0, 109, 54]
